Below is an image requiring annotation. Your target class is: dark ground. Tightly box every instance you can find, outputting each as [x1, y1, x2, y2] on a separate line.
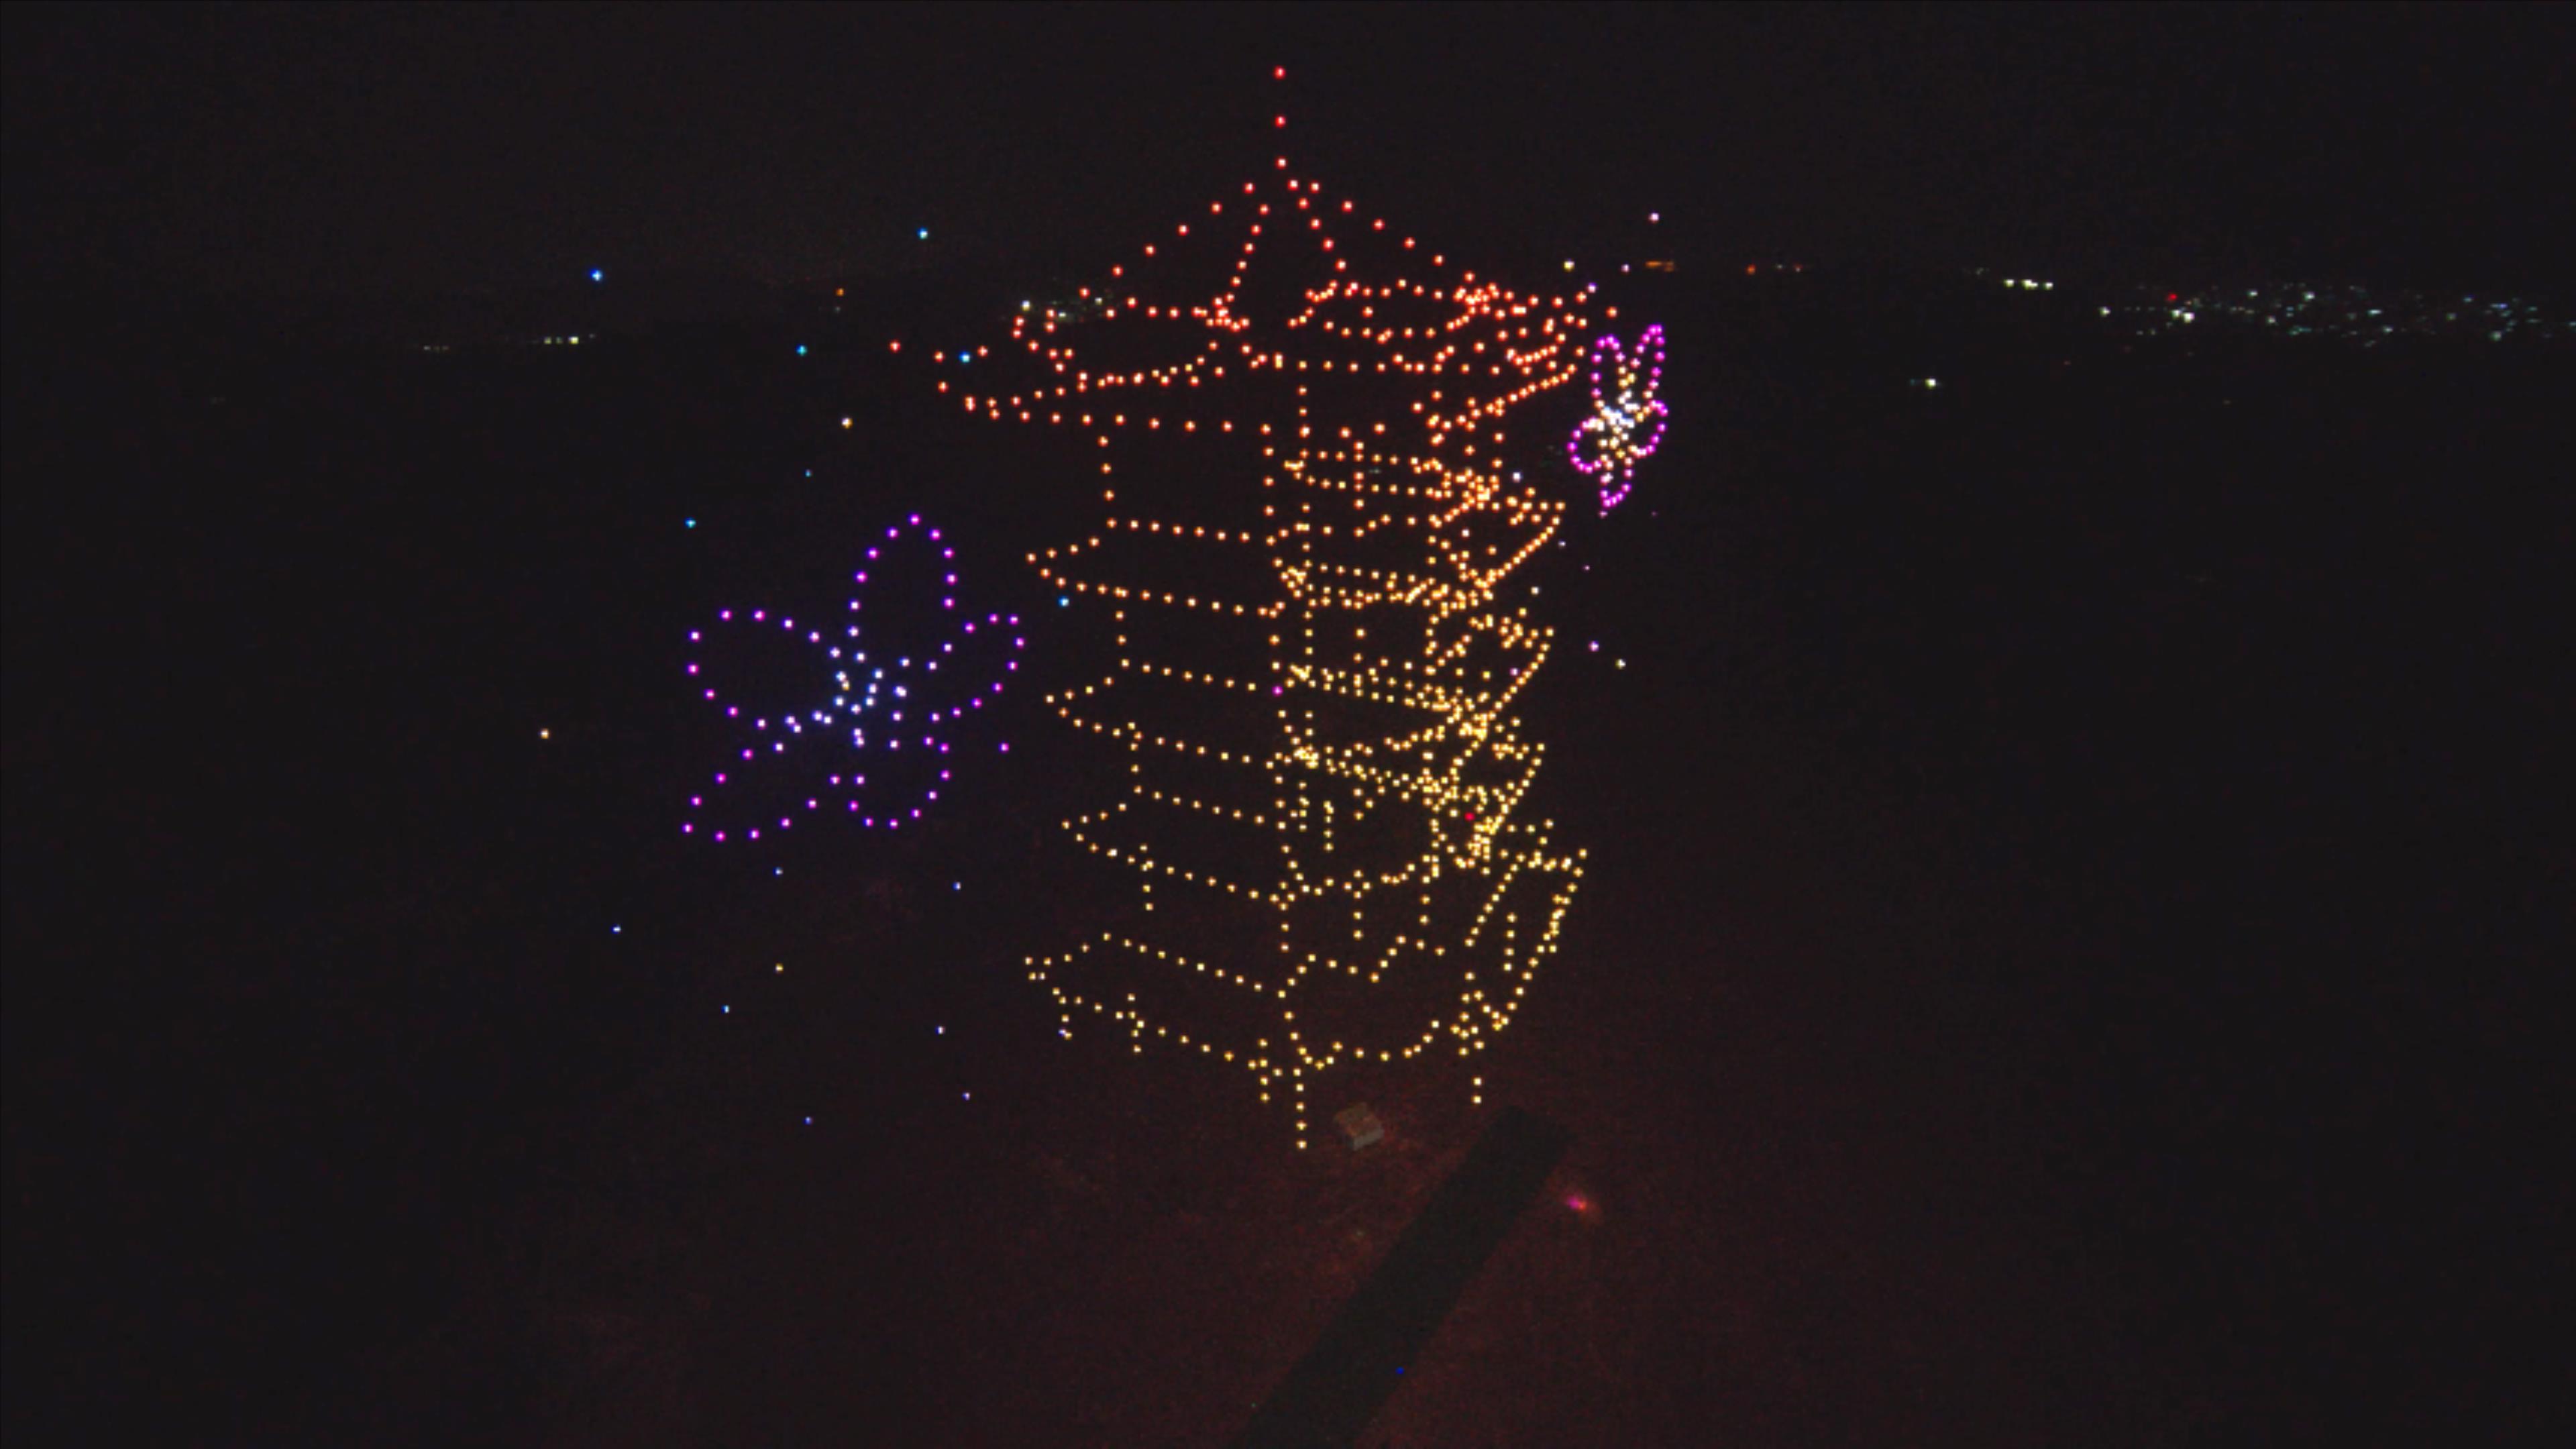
[5, 266, 2568, 1445]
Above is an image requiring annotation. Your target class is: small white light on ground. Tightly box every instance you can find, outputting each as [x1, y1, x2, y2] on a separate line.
[1334, 1103, 1385, 1151]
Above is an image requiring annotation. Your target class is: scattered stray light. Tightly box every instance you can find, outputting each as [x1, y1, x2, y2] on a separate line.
[539, 728, 551, 739]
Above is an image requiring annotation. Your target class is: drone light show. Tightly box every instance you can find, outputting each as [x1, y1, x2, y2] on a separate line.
[1568, 324, 1668, 513]
[944, 70, 1613, 1146]
[682, 516, 1022, 843]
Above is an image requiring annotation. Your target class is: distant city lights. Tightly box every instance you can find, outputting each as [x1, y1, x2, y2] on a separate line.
[2102, 280, 2567, 346]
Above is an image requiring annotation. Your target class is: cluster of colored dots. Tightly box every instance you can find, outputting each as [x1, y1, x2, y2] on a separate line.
[944, 68, 1593, 1147]
[1568, 324, 1668, 513]
[682, 515, 1021, 841]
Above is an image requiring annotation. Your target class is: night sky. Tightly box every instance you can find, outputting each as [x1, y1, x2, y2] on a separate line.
[9, 3, 2573, 299]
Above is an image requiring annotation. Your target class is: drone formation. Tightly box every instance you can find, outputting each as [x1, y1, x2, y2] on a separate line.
[933, 70, 1644, 1146]
[675, 70, 1668, 1144]
[1568, 323, 1668, 513]
[681, 516, 1022, 843]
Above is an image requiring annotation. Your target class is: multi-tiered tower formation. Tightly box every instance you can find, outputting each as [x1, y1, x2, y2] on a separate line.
[940, 82, 1607, 1145]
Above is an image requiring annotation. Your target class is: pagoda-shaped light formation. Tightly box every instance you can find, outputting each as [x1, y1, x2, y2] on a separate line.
[939, 69, 1602, 1146]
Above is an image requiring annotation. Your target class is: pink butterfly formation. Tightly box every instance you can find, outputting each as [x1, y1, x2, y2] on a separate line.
[1567, 323, 1668, 513]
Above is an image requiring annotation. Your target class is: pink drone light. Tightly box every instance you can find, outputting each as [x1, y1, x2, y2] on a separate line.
[1567, 323, 1668, 513]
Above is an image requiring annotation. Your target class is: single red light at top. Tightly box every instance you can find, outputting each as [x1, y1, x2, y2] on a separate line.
[1275, 115, 1287, 127]
[1274, 66, 1285, 80]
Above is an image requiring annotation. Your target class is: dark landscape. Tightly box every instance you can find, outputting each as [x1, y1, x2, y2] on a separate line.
[7, 7, 2570, 1446]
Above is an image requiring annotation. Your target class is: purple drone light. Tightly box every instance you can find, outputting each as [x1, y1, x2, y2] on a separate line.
[680, 516, 1024, 843]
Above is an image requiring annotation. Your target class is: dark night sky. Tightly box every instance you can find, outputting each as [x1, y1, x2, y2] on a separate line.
[6, 3, 2572, 297]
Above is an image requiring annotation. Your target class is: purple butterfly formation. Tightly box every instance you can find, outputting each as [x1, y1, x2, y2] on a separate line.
[1566, 323, 1668, 514]
[680, 515, 1022, 843]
